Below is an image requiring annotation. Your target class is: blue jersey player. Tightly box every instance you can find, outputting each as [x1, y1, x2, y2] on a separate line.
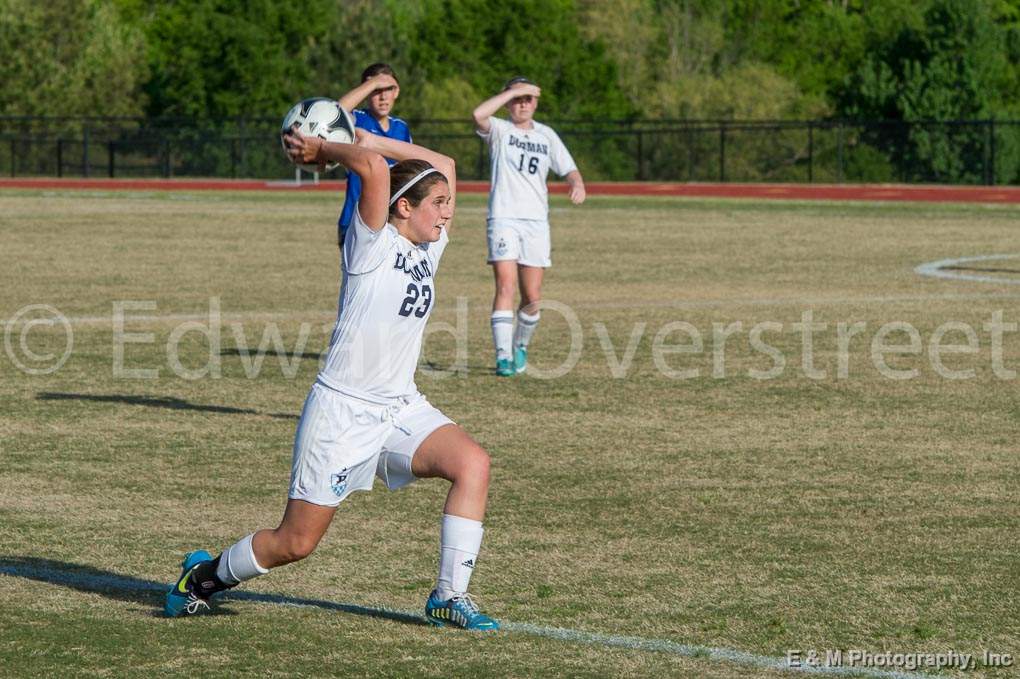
[336, 63, 412, 246]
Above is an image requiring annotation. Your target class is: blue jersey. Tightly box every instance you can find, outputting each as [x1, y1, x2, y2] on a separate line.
[338, 110, 412, 237]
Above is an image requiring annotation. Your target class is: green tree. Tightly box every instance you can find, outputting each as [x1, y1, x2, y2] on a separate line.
[138, 0, 330, 119]
[580, 0, 828, 120]
[840, 0, 1008, 121]
[0, 0, 147, 118]
[401, 0, 631, 120]
[306, 0, 421, 107]
[838, 0, 1014, 181]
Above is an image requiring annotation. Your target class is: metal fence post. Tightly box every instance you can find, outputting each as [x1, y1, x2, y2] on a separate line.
[981, 120, 988, 185]
[903, 122, 910, 183]
[836, 123, 844, 183]
[719, 124, 726, 182]
[9, 139, 14, 177]
[636, 130, 644, 181]
[162, 139, 171, 178]
[108, 141, 115, 178]
[82, 126, 90, 178]
[687, 125, 694, 181]
[988, 119, 996, 185]
[57, 139, 63, 178]
[807, 122, 814, 183]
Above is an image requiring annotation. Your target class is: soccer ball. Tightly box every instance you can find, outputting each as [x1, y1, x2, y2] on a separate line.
[281, 97, 356, 172]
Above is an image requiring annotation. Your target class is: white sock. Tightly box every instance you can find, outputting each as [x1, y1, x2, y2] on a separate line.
[513, 309, 540, 350]
[436, 514, 483, 600]
[217, 533, 269, 585]
[491, 310, 514, 362]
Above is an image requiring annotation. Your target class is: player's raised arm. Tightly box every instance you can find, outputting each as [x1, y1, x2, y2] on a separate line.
[283, 129, 390, 231]
[357, 133, 458, 232]
[338, 73, 399, 114]
[472, 82, 541, 134]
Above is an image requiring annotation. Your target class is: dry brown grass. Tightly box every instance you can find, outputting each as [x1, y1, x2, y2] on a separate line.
[1, 190, 1018, 677]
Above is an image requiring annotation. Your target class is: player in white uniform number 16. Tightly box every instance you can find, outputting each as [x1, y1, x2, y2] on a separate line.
[473, 77, 586, 376]
[164, 116, 499, 630]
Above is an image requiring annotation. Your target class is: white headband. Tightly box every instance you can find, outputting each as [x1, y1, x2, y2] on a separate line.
[389, 168, 441, 206]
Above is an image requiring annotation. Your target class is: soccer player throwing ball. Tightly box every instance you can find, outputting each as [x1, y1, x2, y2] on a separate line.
[164, 124, 499, 631]
[473, 77, 586, 376]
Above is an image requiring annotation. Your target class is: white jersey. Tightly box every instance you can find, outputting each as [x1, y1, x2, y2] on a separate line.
[478, 116, 577, 221]
[317, 208, 448, 402]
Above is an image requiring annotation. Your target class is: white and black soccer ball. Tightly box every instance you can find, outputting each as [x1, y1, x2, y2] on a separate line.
[281, 97, 356, 172]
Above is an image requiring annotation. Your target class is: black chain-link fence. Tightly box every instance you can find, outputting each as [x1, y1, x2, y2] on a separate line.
[2, 116, 1018, 184]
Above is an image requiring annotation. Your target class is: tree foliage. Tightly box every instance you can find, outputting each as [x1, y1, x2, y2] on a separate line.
[838, 0, 1011, 121]
[137, 0, 329, 120]
[3, 0, 1020, 182]
[0, 0, 147, 118]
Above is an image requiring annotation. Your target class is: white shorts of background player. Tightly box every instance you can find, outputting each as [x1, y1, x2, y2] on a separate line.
[486, 217, 551, 268]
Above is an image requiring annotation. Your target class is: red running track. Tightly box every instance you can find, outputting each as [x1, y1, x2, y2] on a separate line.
[1, 177, 1019, 204]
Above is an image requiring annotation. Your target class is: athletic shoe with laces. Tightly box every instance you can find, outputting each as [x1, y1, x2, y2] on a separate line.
[495, 358, 515, 377]
[164, 550, 213, 617]
[425, 590, 500, 630]
[513, 346, 527, 374]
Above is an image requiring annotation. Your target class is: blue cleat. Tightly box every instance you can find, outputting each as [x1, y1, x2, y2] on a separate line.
[513, 346, 527, 374]
[425, 590, 500, 631]
[164, 550, 213, 618]
[495, 358, 515, 377]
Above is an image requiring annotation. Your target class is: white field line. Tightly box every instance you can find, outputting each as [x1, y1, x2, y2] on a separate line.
[914, 254, 1020, 285]
[0, 563, 932, 679]
[3, 291, 1019, 329]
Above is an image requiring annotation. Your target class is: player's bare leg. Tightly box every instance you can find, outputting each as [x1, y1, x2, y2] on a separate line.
[252, 499, 337, 567]
[412, 423, 490, 519]
[412, 424, 499, 630]
[512, 264, 544, 373]
[165, 500, 336, 617]
[491, 260, 519, 376]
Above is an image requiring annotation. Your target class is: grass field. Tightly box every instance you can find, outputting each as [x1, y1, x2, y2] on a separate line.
[1, 189, 1019, 678]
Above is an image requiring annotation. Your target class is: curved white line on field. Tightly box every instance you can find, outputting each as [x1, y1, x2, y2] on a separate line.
[915, 254, 1020, 285]
[0, 562, 933, 679]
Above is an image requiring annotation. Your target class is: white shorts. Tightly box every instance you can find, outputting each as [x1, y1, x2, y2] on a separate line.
[487, 218, 551, 268]
[288, 380, 454, 507]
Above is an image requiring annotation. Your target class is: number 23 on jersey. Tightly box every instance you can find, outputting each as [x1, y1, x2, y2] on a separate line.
[398, 283, 432, 317]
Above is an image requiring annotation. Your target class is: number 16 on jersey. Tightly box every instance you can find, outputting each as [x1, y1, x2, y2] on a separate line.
[517, 154, 539, 174]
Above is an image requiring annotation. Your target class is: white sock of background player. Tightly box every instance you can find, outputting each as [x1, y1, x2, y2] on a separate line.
[513, 309, 539, 351]
[491, 310, 514, 362]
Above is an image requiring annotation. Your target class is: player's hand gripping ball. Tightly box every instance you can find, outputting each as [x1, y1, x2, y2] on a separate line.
[281, 97, 356, 172]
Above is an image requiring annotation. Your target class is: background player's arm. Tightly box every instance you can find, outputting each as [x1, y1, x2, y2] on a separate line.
[472, 83, 541, 134]
[565, 169, 586, 205]
[283, 129, 390, 231]
[338, 74, 398, 113]
[358, 132, 458, 233]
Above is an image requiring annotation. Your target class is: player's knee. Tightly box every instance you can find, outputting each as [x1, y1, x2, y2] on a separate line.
[461, 446, 491, 488]
[495, 281, 516, 301]
[278, 531, 320, 564]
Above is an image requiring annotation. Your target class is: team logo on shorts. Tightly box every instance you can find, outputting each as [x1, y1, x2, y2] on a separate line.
[495, 238, 508, 256]
[330, 469, 350, 497]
